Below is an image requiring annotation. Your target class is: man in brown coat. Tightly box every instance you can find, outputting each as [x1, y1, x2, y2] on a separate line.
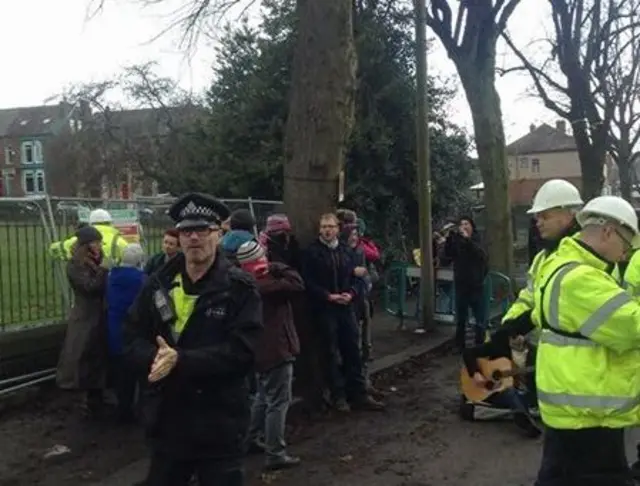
[237, 241, 304, 471]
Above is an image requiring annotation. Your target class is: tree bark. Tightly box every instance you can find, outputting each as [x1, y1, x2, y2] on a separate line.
[283, 0, 357, 247]
[458, 63, 513, 276]
[571, 114, 606, 200]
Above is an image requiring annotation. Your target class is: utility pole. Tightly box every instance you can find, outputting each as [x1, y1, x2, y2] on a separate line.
[414, 0, 434, 330]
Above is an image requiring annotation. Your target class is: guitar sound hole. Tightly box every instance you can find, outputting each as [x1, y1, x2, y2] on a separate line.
[484, 382, 496, 391]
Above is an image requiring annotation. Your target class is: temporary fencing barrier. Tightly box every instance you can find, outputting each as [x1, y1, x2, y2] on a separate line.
[0, 195, 283, 331]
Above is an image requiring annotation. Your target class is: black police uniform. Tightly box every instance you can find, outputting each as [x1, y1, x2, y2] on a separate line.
[123, 193, 263, 486]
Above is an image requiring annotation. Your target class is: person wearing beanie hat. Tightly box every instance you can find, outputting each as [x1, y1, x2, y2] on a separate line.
[260, 213, 302, 270]
[237, 240, 268, 276]
[76, 225, 103, 246]
[243, 243, 305, 471]
[57, 222, 109, 418]
[107, 243, 147, 422]
[230, 209, 256, 232]
[220, 209, 259, 264]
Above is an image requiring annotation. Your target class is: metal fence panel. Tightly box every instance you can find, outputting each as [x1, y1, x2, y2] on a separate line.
[0, 195, 284, 331]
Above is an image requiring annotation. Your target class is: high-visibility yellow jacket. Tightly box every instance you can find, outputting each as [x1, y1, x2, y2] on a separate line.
[502, 222, 581, 326]
[617, 250, 640, 297]
[532, 237, 640, 429]
[48, 224, 128, 268]
[501, 250, 546, 325]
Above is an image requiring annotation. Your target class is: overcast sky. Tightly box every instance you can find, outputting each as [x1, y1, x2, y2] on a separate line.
[0, 0, 556, 143]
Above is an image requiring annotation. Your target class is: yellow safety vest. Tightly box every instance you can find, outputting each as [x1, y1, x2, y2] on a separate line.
[620, 250, 640, 297]
[48, 224, 128, 268]
[501, 250, 546, 325]
[169, 274, 198, 336]
[532, 237, 640, 430]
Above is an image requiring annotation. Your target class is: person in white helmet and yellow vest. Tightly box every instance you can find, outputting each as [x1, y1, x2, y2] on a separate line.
[531, 196, 640, 485]
[468, 195, 640, 484]
[49, 209, 128, 268]
[501, 179, 583, 333]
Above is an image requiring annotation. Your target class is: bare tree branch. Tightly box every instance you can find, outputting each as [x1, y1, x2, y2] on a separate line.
[501, 0, 640, 198]
[86, 0, 257, 52]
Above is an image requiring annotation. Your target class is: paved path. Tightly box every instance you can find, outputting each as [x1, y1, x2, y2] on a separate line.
[96, 351, 639, 486]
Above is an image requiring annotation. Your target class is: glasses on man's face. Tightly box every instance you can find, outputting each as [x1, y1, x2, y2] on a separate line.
[320, 224, 337, 229]
[179, 226, 219, 237]
[614, 228, 633, 254]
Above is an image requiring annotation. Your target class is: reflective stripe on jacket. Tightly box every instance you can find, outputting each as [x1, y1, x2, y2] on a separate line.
[532, 237, 640, 430]
[501, 250, 546, 324]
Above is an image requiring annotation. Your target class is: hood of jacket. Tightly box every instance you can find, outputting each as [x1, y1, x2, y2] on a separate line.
[221, 229, 255, 253]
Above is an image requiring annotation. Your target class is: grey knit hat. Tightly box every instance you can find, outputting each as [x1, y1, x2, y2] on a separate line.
[236, 240, 265, 264]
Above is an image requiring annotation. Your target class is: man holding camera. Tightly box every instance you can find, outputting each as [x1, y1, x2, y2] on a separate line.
[444, 216, 488, 350]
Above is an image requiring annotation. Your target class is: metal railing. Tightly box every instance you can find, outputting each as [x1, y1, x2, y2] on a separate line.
[0, 195, 284, 331]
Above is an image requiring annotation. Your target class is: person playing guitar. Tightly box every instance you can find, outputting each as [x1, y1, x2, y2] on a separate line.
[461, 333, 541, 438]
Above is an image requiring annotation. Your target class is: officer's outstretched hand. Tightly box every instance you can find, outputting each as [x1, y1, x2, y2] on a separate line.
[148, 336, 179, 383]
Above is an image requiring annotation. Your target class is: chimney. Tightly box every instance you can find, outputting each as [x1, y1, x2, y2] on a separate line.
[529, 124, 535, 133]
[556, 120, 566, 133]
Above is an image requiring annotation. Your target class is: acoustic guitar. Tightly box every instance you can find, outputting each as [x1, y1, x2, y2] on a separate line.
[460, 357, 535, 403]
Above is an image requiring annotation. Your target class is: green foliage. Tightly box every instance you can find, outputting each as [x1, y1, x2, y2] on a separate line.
[200, 0, 473, 258]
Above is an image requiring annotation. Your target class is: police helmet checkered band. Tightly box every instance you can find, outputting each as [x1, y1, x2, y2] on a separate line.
[179, 201, 220, 222]
[169, 192, 231, 229]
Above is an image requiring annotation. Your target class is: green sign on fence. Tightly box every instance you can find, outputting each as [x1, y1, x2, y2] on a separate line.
[77, 209, 138, 224]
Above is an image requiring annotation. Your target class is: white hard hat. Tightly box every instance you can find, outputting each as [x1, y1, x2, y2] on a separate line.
[527, 179, 583, 214]
[89, 208, 113, 224]
[577, 196, 640, 246]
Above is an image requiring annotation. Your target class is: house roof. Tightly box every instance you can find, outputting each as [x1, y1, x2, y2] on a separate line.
[506, 123, 576, 155]
[93, 105, 203, 137]
[0, 103, 76, 138]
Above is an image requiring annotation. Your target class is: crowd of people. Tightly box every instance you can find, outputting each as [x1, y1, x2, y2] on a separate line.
[52, 194, 384, 486]
[50, 179, 640, 486]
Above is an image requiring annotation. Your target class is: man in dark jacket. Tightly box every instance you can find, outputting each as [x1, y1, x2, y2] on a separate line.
[303, 213, 383, 412]
[145, 229, 180, 275]
[123, 193, 263, 486]
[237, 240, 304, 471]
[444, 216, 489, 349]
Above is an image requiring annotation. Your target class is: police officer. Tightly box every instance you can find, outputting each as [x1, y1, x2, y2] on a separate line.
[501, 179, 583, 333]
[123, 193, 263, 486]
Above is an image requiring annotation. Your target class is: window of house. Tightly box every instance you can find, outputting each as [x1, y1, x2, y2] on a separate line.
[519, 156, 529, 169]
[34, 141, 43, 162]
[4, 146, 14, 164]
[22, 169, 45, 194]
[532, 158, 540, 173]
[22, 142, 34, 164]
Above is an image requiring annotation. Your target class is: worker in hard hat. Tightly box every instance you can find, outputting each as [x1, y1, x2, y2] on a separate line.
[501, 179, 583, 332]
[470, 195, 640, 484]
[49, 209, 129, 268]
[613, 211, 640, 480]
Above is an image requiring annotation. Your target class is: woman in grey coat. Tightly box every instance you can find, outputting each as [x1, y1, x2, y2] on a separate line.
[56, 225, 109, 417]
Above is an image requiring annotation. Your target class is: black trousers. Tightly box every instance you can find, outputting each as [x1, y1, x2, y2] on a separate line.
[535, 426, 634, 486]
[112, 356, 137, 419]
[454, 286, 486, 350]
[319, 307, 367, 403]
[146, 453, 244, 486]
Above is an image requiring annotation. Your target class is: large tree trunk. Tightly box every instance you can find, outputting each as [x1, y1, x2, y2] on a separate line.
[283, 0, 357, 246]
[572, 119, 605, 199]
[458, 65, 513, 277]
[282, 0, 356, 411]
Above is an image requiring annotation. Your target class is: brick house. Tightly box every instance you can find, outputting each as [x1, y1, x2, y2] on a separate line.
[470, 120, 618, 243]
[0, 102, 85, 197]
